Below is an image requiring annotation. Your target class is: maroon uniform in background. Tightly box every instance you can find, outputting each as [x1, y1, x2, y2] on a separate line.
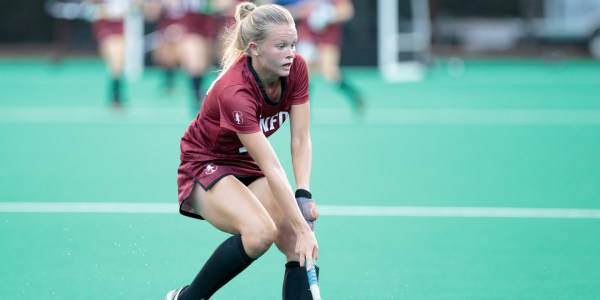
[93, 20, 124, 42]
[213, 0, 248, 31]
[296, 0, 343, 47]
[177, 54, 309, 218]
[156, 0, 218, 41]
[90, 0, 127, 42]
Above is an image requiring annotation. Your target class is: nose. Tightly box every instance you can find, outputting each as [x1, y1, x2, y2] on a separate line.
[287, 48, 295, 59]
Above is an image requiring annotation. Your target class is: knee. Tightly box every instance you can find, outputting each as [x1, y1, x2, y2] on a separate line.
[242, 220, 277, 257]
[275, 221, 298, 258]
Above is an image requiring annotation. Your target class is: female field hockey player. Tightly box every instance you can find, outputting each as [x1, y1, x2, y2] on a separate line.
[295, 0, 365, 114]
[144, 0, 218, 110]
[88, 0, 131, 108]
[168, 2, 319, 299]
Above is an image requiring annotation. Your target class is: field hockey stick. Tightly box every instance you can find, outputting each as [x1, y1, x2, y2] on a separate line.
[306, 258, 321, 300]
[296, 189, 321, 299]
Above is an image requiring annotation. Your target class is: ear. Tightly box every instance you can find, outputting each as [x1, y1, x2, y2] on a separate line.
[248, 42, 259, 56]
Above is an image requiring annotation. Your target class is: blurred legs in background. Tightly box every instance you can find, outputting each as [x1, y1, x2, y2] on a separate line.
[148, 4, 216, 115]
[295, 0, 365, 115]
[93, 20, 126, 108]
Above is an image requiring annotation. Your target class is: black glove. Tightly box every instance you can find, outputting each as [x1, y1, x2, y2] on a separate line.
[295, 189, 319, 231]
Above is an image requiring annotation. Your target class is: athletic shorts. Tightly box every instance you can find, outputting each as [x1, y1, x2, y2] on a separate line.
[92, 19, 124, 42]
[297, 21, 343, 47]
[177, 160, 263, 220]
[188, 12, 219, 38]
[157, 12, 217, 42]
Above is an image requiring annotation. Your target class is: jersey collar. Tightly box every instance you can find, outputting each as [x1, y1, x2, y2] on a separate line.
[247, 57, 287, 106]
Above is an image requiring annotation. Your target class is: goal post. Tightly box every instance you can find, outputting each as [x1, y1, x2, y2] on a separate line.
[377, 0, 432, 82]
[124, 6, 144, 82]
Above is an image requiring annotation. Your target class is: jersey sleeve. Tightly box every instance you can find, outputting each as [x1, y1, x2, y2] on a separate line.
[290, 55, 310, 105]
[218, 85, 261, 134]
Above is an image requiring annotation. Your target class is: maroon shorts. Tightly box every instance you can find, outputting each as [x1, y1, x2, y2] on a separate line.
[157, 12, 217, 41]
[216, 15, 237, 31]
[177, 160, 264, 219]
[297, 21, 343, 47]
[188, 12, 219, 38]
[92, 19, 124, 42]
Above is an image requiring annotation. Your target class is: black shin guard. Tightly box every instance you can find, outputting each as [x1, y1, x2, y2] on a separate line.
[178, 235, 254, 300]
[190, 75, 204, 103]
[338, 77, 364, 110]
[164, 68, 176, 91]
[283, 261, 320, 300]
[111, 77, 121, 103]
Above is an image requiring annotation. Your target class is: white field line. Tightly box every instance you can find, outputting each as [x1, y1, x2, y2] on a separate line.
[312, 108, 600, 126]
[1, 202, 600, 219]
[2, 107, 600, 125]
[318, 205, 600, 219]
[0, 202, 177, 213]
[0, 107, 189, 125]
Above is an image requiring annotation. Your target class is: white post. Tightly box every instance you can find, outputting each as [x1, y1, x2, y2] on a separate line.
[125, 6, 144, 82]
[377, 0, 431, 82]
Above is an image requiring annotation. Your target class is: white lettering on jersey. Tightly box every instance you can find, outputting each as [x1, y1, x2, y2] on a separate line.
[259, 111, 289, 133]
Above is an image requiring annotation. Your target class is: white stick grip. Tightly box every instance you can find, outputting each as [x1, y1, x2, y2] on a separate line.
[307, 261, 321, 300]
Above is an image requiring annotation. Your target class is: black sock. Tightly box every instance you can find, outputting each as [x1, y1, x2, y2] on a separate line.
[190, 75, 204, 103]
[164, 69, 175, 90]
[111, 77, 121, 103]
[338, 77, 364, 109]
[178, 234, 254, 300]
[282, 261, 320, 300]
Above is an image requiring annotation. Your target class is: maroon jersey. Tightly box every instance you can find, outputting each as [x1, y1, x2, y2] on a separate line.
[177, 54, 309, 209]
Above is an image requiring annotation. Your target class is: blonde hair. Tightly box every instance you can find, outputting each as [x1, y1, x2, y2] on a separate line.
[220, 2, 295, 71]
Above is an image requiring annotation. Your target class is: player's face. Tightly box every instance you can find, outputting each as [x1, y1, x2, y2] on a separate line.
[255, 23, 297, 79]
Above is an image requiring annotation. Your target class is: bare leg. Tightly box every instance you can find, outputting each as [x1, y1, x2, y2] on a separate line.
[318, 43, 365, 113]
[176, 176, 277, 299]
[99, 35, 125, 106]
[179, 34, 212, 107]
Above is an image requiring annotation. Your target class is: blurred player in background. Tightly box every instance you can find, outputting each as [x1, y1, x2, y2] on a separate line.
[87, 0, 132, 108]
[144, 0, 219, 112]
[168, 2, 319, 299]
[273, 0, 364, 114]
[45, 0, 86, 63]
[210, 0, 247, 64]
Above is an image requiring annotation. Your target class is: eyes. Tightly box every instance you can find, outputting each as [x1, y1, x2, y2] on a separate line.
[276, 42, 296, 50]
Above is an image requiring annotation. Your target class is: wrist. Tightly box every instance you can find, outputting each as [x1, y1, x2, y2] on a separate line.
[296, 189, 318, 223]
[291, 217, 312, 232]
[295, 188, 312, 199]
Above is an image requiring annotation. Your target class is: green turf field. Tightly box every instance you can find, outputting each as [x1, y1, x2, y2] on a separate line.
[1, 57, 600, 299]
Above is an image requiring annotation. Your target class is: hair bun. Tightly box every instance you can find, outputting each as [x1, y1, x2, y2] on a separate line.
[236, 2, 257, 21]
